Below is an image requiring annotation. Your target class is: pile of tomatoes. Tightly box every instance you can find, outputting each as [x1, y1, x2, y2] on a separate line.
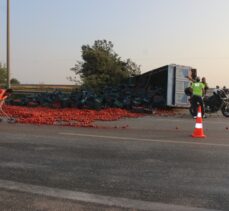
[3, 105, 142, 128]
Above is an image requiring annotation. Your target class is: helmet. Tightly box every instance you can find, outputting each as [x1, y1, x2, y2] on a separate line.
[196, 77, 200, 82]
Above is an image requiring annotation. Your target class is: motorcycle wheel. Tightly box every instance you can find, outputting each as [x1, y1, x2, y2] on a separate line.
[221, 103, 229, 117]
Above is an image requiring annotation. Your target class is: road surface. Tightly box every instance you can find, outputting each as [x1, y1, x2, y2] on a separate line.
[0, 114, 228, 210]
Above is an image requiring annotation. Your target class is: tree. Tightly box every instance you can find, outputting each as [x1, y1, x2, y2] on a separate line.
[0, 63, 20, 86]
[70, 40, 141, 90]
[10, 78, 20, 85]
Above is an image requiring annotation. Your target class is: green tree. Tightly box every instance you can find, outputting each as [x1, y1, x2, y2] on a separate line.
[70, 40, 141, 90]
[0, 63, 20, 86]
[10, 78, 20, 85]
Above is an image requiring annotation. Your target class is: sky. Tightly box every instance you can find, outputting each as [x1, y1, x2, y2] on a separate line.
[0, 0, 229, 87]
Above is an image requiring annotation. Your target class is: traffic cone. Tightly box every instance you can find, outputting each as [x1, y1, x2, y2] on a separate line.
[192, 106, 206, 138]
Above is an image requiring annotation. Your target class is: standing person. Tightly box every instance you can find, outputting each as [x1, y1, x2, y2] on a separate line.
[201, 77, 209, 96]
[213, 85, 220, 95]
[0, 88, 12, 101]
[223, 86, 228, 95]
[191, 77, 205, 118]
[0, 89, 7, 101]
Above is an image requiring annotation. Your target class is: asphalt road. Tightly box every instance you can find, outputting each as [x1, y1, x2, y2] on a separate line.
[0, 114, 229, 211]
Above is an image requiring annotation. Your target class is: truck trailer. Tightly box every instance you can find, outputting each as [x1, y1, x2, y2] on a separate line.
[132, 64, 196, 108]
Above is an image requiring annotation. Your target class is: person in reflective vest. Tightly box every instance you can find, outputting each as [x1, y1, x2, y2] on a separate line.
[0, 89, 7, 101]
[201, 77, 209, 96]
[191, 77, 205, 118]
[0, 89, 12, 101]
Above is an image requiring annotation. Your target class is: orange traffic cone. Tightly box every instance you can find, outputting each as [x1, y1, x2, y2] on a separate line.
[192, 106, 206, 138]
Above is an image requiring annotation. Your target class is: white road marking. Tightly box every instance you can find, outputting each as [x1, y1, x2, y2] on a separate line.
[0, 179, 220, 211]
[60, 132, 229, 148]
[152, 117, 227, 125]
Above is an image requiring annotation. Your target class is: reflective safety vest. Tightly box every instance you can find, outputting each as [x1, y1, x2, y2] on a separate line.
[191, 82, 205, 97]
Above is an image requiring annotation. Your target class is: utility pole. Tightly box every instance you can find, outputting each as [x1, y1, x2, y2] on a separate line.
[7, 0, 11, 88]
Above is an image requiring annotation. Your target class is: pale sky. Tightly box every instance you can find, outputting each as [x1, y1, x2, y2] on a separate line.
[0, 0, 229, 87]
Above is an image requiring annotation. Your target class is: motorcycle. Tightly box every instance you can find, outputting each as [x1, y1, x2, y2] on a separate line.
[189, 89, 229, 117]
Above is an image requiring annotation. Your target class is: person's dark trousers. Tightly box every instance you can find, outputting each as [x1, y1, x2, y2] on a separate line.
[192, 95, 205, 116]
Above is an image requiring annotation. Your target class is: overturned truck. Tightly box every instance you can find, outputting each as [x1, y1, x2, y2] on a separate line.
[8, 64, 196, 110]
[132, 64, 196, 108]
